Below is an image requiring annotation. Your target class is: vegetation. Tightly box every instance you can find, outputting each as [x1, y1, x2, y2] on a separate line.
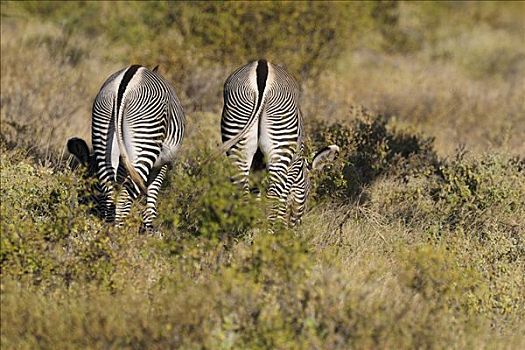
[1, 1, 524, 349]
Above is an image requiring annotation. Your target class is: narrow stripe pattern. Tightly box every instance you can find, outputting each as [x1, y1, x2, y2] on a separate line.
[91, 65, 185, 230]
[220, 60, 310, 226]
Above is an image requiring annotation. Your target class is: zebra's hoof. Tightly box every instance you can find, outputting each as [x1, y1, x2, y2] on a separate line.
[139, 224, 152, 234]
[139, 224, 164, 239]
[149, 228, 164, 239]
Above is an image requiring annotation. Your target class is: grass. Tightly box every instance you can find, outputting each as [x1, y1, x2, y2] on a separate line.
[1, 2, 525, 349]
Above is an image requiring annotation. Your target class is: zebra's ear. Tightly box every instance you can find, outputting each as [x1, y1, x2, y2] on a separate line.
[152, 65, 159, 73]
[311, 145, 340, 171]
[67, 137, 91, 166]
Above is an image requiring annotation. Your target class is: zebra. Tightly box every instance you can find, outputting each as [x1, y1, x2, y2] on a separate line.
[67, 64, 185, 232]
[219, 59, 339, 226]
[282, 144, 340, 226]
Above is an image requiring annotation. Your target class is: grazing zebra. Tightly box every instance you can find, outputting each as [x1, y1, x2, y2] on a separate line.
[283, 144, 340, 226]
[67, 65, 185, 232]
[219, 59, 339, 226]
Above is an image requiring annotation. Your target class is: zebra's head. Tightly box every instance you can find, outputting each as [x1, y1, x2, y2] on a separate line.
[310, 144, 340, 171]
[67, 137, 106, 218]
[67, 137, 95, 175]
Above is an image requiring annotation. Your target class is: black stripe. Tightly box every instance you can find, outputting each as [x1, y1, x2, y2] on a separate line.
[255, 60, 268, 152]
[117, 65, 141, 115]
[106, 100, 116, 175]
[255, 59, 268, 112]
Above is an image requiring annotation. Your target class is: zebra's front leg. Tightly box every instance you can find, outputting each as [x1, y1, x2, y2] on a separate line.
[287, 163, 309, 227]
[288, 187, 307, 228]
[115, 180, 140, 227]
[140, 165, 168, 233]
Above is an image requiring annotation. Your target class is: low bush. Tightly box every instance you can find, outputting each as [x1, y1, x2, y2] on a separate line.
[5, 1, 377, 79]
[370, 150, 525, 237]
[157, 152, 265, 241]
[2, 3, 524, 346]
[308, 107, 439, 202]
[0, 145, 146, 289]
[2, 131, 524, 349]
[307, 109, 523, 240]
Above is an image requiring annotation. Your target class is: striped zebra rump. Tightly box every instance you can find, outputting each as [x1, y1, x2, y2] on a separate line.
[68, 65, 185, 232]
[220, 60, 308, 226]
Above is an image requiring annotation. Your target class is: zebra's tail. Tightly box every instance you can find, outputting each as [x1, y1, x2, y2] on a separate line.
[221, 108, 260, 154]
[200, 101, 260, 167]
[116, 102, 148, 194]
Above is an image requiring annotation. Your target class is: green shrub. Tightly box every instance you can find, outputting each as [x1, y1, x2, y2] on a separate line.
[371, 0, 420, 53]
[157, 151, 265, 241]
[169, 2, 376, 78]
[308, 107, 438, 202]
[6, 1, 377, 79]
[398, 243, 485, 313]
[371, 150, 525, 236]
[0, 147, 140, 289]
[431, 151, 524, 231]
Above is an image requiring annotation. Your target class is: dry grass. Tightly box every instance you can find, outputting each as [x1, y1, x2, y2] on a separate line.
[1, 3, 524, 349]
[302, 50, 525, 156]
[0, 17, 122, 158]
[2, 137, 523, 349]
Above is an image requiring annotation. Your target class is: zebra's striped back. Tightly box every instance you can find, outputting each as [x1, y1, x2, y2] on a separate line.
[221, 60, 302, 156]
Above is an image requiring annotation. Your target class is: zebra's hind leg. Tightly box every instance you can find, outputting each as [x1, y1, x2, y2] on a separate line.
[227, 134, 258, 195]
[100, 186, 116, 223]
[140, 164, 168, 234]
[115, 180, 140, 227]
